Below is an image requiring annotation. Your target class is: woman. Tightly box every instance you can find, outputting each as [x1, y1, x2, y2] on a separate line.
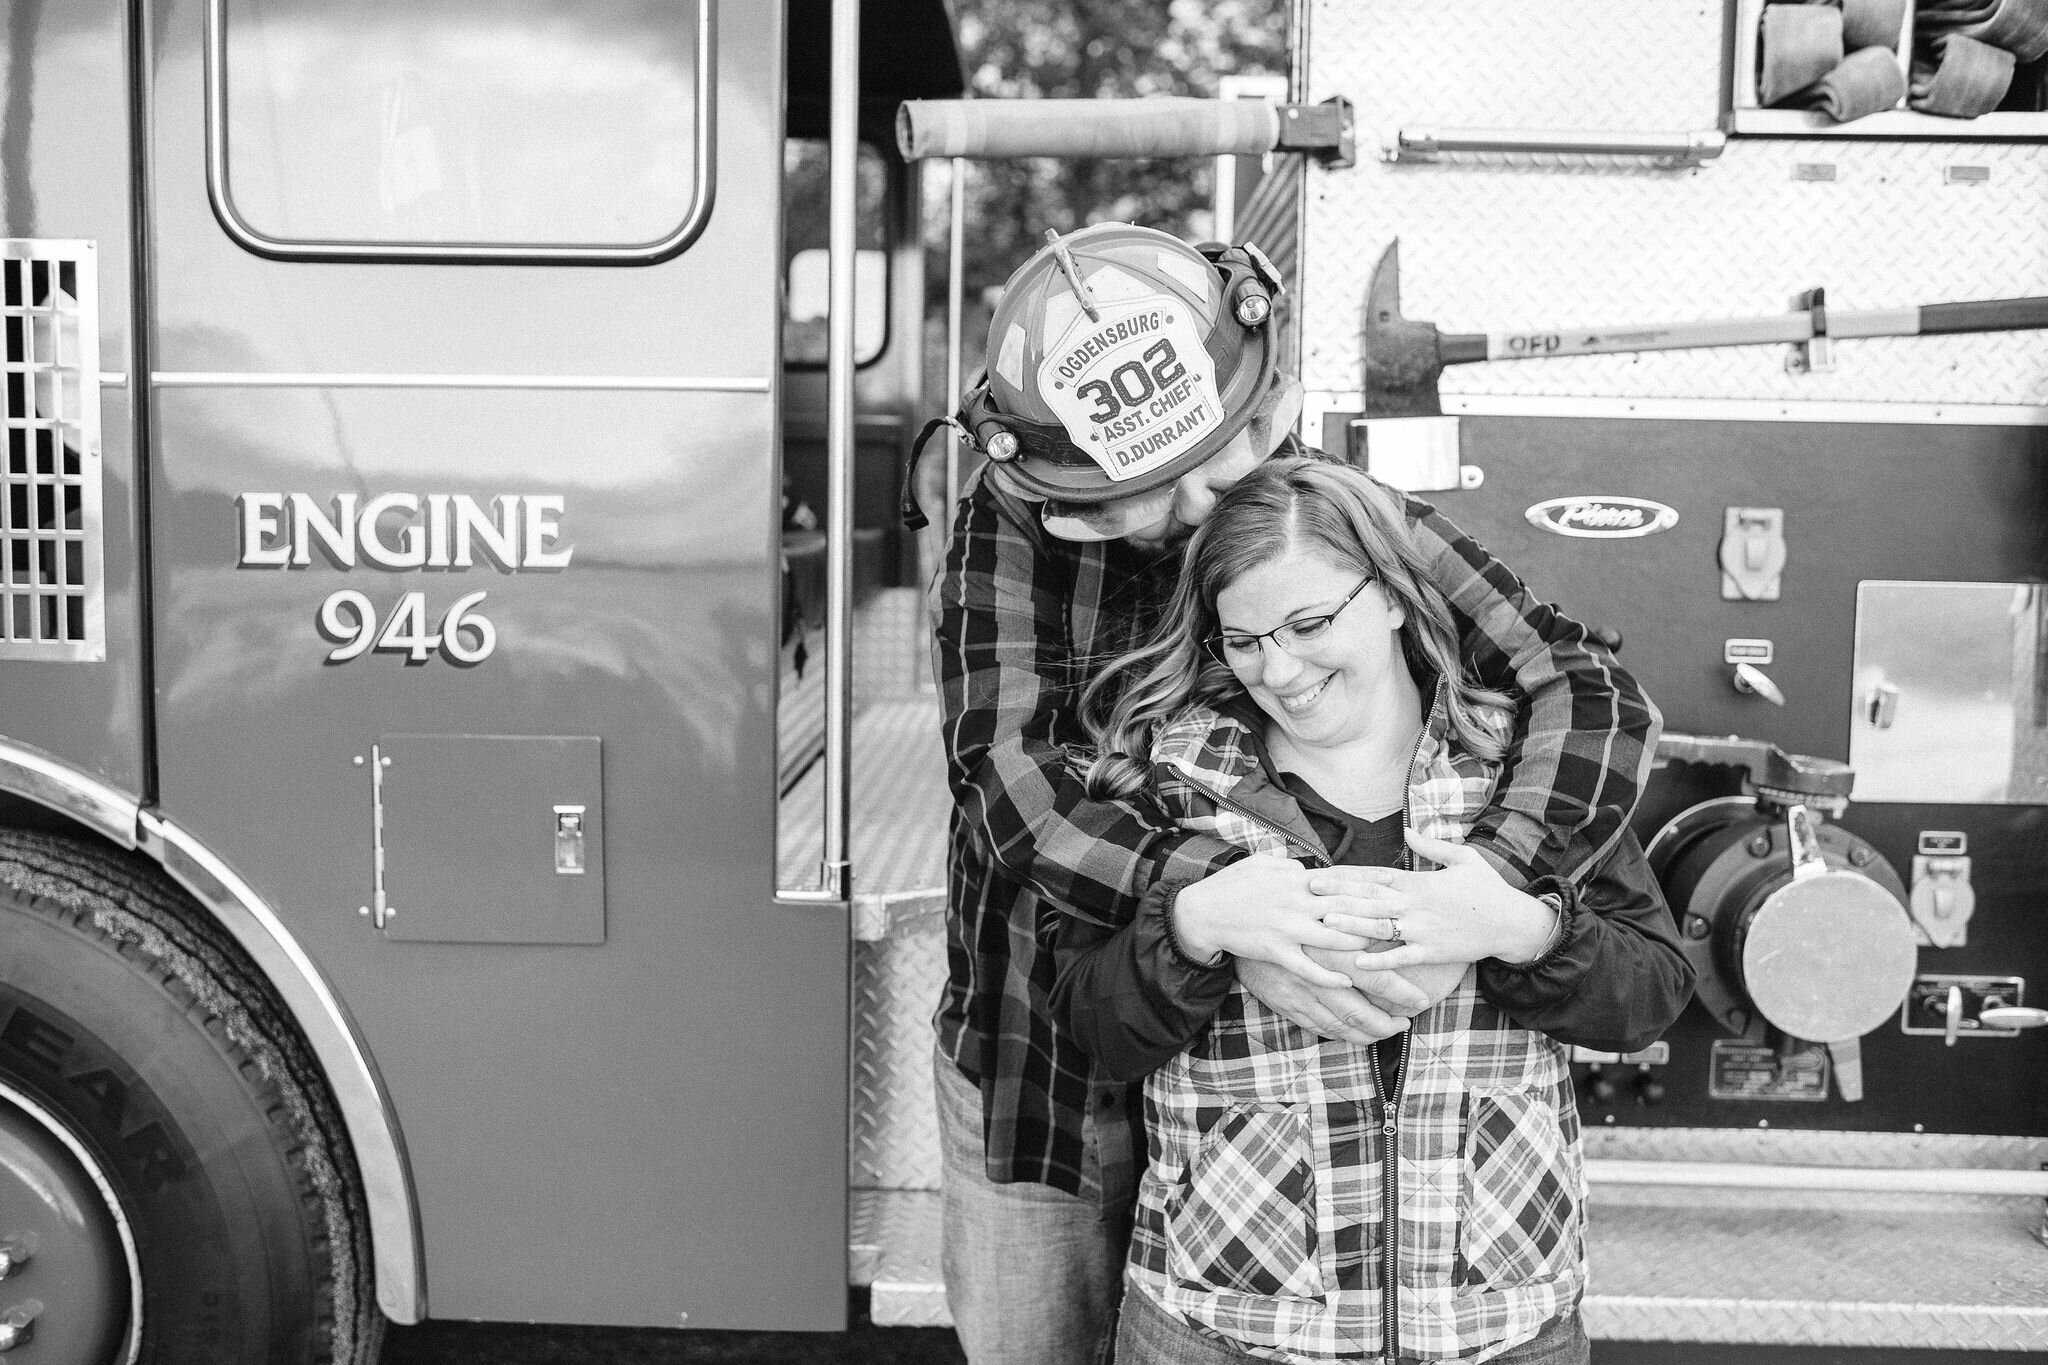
[1054, 457, 1692, 1365]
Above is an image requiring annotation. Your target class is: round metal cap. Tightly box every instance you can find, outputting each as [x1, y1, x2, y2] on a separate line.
[1742, 870, 1918, 1043]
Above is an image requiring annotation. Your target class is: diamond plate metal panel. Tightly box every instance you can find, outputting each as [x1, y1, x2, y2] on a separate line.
[1584, 1126, 2048, 1170]
[778, 690, 949, 928]
[850, 1189, 951, 1327]
[1584, 1187, 2048, 1347]
[852, 918, 945, 1190]
[781, 692, 949, 1189]
[854, 585, 932, 705]
[1302, 1, 2048, 409]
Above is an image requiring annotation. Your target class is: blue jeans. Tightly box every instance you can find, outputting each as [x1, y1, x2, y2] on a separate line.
[935, 1048, 1124, 1365]
[1116, 1279, 1592, 1365]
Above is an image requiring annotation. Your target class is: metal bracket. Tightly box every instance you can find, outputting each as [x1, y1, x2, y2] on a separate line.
[1791, 286, 1835, 373]
[358, 746, 394, 930]
[1274, 97, 1355, 167]
[1785, 805, 1828, 882]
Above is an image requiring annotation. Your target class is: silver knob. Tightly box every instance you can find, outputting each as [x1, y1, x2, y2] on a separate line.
[1980, 1006, 2048, 1030]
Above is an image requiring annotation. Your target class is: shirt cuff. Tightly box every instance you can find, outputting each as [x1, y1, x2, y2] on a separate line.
[1489, 877, 1581, 974]
[1152, 880, 1228, 971]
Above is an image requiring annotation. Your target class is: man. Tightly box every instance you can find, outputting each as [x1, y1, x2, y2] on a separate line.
[925, 223, 1660, 1364]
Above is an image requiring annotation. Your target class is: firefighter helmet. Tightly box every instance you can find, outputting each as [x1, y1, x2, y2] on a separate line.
[967, 223, 1283, 505]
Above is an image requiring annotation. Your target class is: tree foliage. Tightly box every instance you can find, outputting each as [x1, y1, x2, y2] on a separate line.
[926, 0, 1287, 381]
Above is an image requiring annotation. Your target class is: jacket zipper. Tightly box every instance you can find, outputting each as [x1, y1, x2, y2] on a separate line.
[1379, 689, 1434, 1365]
[1198, 782, 1330, 867]
[1371, 1032, 1409, 1365]
[1188, 690, 1441, 1363]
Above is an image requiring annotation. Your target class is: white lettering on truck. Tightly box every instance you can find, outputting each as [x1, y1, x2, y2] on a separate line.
[235, 490, 575, 665]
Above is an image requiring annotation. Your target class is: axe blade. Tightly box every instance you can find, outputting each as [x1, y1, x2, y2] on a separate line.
[1363, 240, 1445, 418]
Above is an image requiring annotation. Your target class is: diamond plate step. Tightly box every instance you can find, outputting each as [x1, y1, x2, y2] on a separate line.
[783, 691, 951, 1190]
[1585, 1186, 2048, 1349]
[851, 1188, 951, 1328]
[851, 1136, 2048, 1347]
[778, 691, 948, 940]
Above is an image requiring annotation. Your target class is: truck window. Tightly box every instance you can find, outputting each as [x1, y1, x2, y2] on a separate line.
[213, 0, 710, 260]
[782, 139, 889, 366]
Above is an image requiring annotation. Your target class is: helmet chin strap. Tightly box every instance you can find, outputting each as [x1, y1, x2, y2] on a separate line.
[1248, 375, 1307, 458]
[1039, 485, 1177, 543]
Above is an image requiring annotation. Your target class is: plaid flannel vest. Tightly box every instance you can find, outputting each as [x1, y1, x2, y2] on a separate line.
[1129, 697, 1586, 1364]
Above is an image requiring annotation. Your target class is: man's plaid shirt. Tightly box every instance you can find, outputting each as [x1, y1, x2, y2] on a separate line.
[929, 452, 1657, 1203]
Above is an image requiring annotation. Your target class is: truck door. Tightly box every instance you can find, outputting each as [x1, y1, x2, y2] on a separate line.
[0, 0, 150, 794]
[141, 0, 848, 1329]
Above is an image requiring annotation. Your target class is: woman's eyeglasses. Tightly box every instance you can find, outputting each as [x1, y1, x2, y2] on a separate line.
[1205, 574, 1377, 666]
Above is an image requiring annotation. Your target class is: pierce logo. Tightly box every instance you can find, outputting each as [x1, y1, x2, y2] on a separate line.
[1524, 496, 1679, 539]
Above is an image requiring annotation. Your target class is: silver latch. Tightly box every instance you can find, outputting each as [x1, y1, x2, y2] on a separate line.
[1866, 681, 1900, 729]
[554, 806, 587, 875]
[1732, 662, 1787, 706]
[1719, 507, 1786, 601]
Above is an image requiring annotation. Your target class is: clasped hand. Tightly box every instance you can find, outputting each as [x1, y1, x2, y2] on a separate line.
[1172, 854, 1436, 1043]
[1308, 830, 1556, 971]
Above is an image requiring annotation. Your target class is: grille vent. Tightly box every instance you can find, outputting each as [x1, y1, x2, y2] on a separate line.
[0, 242, 103, 662]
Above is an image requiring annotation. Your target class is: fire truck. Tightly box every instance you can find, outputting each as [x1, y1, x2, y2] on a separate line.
[3, 0, 2047, 1362]
[0, 0, 961, 1359]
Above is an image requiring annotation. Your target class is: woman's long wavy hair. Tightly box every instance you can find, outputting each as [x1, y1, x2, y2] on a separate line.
[1081, 457, 1515, 799]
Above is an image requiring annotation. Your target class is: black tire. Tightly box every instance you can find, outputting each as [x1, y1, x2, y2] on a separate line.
[0, 830, 382, 1364]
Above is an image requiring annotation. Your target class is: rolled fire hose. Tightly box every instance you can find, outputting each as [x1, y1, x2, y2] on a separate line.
[1919, 0, 2048, 63]
[1843, 0, 1910, 50]
[1761, 3, 1845, 104]
[898, 97, 1281, 161]
[1814, 45, 1910, 119]
[1912, 32, 2018, 114]
[1761, 0, 1912, 119]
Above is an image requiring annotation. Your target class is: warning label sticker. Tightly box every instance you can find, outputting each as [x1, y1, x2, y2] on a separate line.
[1036, 300, 1222, 483]
[1706, 1039, 1830, 1102]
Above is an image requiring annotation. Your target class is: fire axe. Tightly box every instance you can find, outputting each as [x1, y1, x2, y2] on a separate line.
[1364, 239, 2048, 417]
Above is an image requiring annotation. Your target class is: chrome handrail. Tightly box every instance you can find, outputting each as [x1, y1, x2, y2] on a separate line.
[944, 157, 966, 523]
[1386, 127, 1726, 165]
[783, 0, 860, 906]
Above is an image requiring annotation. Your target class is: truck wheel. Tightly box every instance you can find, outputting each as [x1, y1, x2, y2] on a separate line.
[0, 830, 381, 1364]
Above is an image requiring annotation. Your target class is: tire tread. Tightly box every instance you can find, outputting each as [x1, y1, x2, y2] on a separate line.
[0, 829, 383, 1365]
